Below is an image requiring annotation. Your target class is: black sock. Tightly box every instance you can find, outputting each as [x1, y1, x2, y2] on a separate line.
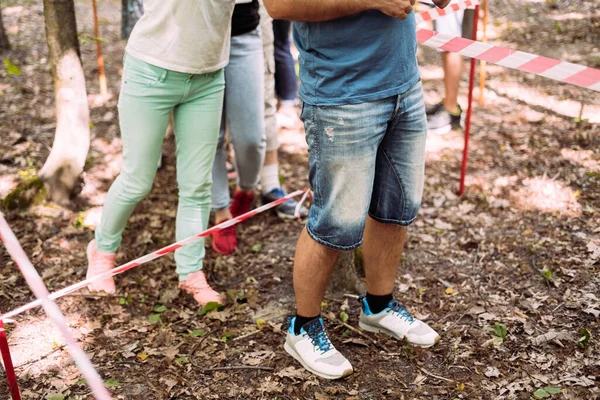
[294, 314, 319, 335]
[366, 292, 393, 314]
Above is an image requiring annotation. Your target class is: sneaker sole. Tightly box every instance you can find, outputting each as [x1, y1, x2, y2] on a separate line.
[284, 342, 353, 380]
[276, 209, 308, 220]
[427, 124, 453, 135]
[358, 321, 440, 349]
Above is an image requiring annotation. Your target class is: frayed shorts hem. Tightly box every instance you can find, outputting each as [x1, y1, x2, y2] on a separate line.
[368, 213, 417, 227]
[306, 224, 363, 251]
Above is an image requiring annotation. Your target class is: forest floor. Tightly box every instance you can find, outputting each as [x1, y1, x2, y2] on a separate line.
[1, 0, 599, 399]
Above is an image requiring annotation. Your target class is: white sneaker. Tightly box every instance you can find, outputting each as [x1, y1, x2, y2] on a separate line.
[358, 295, 440, 348]
[284, 317, 353, 380]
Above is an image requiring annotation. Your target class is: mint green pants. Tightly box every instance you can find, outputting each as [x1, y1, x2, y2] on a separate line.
[95, 54, 224, 281]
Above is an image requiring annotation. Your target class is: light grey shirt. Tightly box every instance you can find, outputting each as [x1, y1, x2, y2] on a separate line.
[126, 0, 236, 74]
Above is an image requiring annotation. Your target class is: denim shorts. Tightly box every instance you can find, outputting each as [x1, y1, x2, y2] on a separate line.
[301, 81, 427, 250]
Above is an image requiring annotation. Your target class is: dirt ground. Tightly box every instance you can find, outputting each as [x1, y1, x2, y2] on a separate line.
[0, 0, 599, 399]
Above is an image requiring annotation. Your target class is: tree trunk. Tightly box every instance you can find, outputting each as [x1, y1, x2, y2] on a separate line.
[121, 0, 144, 40]
[0, 6, 10, 52]
[328, 249, 366, 295]
[40, 0, 90, 205]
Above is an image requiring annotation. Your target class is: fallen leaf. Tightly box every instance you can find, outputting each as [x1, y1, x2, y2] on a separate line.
[275, 366, 307, 380]
[583, 308, 600, 317]
[484, 366, 500, 378]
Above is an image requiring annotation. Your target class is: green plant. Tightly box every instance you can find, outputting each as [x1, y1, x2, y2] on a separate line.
[540, 267, 552, 281]
[118, 295, 133, 306]
[578, 328, 592, 349]
[198, 301, 223, 316]
[485, 322, 508, 342]
[533, 386, 561, 398]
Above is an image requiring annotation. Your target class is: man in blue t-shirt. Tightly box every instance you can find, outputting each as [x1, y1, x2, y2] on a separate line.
[265, 0, 450, 379]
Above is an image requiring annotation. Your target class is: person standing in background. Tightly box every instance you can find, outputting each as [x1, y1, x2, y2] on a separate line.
[210, 0, 268, 255]
[259, 0, 309, 219]
[424, 3, 475, 134]
[272, 19, 301, 129]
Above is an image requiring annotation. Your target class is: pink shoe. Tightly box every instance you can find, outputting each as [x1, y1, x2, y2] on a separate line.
[179, 271, 223, 306]
[86, 239, 116, 294]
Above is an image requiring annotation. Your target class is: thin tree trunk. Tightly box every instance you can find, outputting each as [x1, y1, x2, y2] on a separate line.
[0, 6, 10, 52]
[40, 0, 90, 205]
[328, 250, 366, 295]
[121, 0, 144, 40]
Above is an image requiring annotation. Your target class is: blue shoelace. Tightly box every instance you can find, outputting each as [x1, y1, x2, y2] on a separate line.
[388, 300, 415, 324]
[305, 320, 333, 353]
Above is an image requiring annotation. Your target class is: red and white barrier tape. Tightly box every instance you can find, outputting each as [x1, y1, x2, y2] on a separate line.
[417, 28, 600, 92]
[415, 0, 479, 25]
[0, 189, 308, 322]
[0, 215, 112, 399]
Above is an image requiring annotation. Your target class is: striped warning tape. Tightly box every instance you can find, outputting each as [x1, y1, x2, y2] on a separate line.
[0, 189, 308, 322]
[0, 214, 112, 400]
[417, 28, 600, 92]
[415, 0, 480, 25]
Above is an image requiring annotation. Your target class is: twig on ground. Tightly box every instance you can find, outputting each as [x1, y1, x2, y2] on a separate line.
[63, 293, 119, 299]
[322, 313, 390, 352]
[14, 345, 65, 369]
[444, 304, 473, 332]
[189, 329, 216, 367]
[417, 367, 455, 383]
[436, 277, 453, 288]
[232, 329, 262, 342]
[202, 365, 274, 374]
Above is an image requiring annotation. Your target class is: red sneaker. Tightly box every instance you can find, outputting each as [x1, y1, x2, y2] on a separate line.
[230, 190, 254, 219]
[211, 221, 237, 255]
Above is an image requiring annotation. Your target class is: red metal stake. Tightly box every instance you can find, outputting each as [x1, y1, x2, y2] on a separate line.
[458, 5, 480, 196]
[0, 319, 21, 400]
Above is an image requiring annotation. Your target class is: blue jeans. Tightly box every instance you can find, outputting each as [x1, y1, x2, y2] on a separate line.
[211, 28, 267, 210]
[301, 81, 427, 250]
[273, 19, 297, 102]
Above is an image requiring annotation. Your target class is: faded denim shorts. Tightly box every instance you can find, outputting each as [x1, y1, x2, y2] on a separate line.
[301, 81, 427, 250]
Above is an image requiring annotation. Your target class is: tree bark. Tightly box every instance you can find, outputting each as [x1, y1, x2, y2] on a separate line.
[328, 249, 366, 295]
[121, 0, 144, 40]
[0, 6, 10, 52]
[40, 0, 90, 205]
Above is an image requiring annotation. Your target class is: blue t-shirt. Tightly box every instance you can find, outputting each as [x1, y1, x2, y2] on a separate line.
[293, 11, 420, 106]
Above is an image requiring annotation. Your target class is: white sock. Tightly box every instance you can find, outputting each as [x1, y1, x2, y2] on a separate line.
[261, 164, 280, 194]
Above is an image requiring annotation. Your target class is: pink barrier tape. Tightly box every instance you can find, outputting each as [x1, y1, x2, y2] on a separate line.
[0, 215, 112, 399]
[0, 189, 308, 322]
[415, 0, 480, 25]
[417, 28, 600, 92]
[0, 319, 21, 400]
[294, 190, 313, 218]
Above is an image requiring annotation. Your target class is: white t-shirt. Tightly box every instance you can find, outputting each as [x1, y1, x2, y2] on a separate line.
[126, 0, 236, 74]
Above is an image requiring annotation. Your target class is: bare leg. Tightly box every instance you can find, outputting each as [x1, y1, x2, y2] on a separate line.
[264, 149, 278, 167]
[214, 207, 232, 224]
[442, 52, 463, 114]
[294, 228, 340, 317]
[362, 216, 407, 295]
[214, 186, 253, 223]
